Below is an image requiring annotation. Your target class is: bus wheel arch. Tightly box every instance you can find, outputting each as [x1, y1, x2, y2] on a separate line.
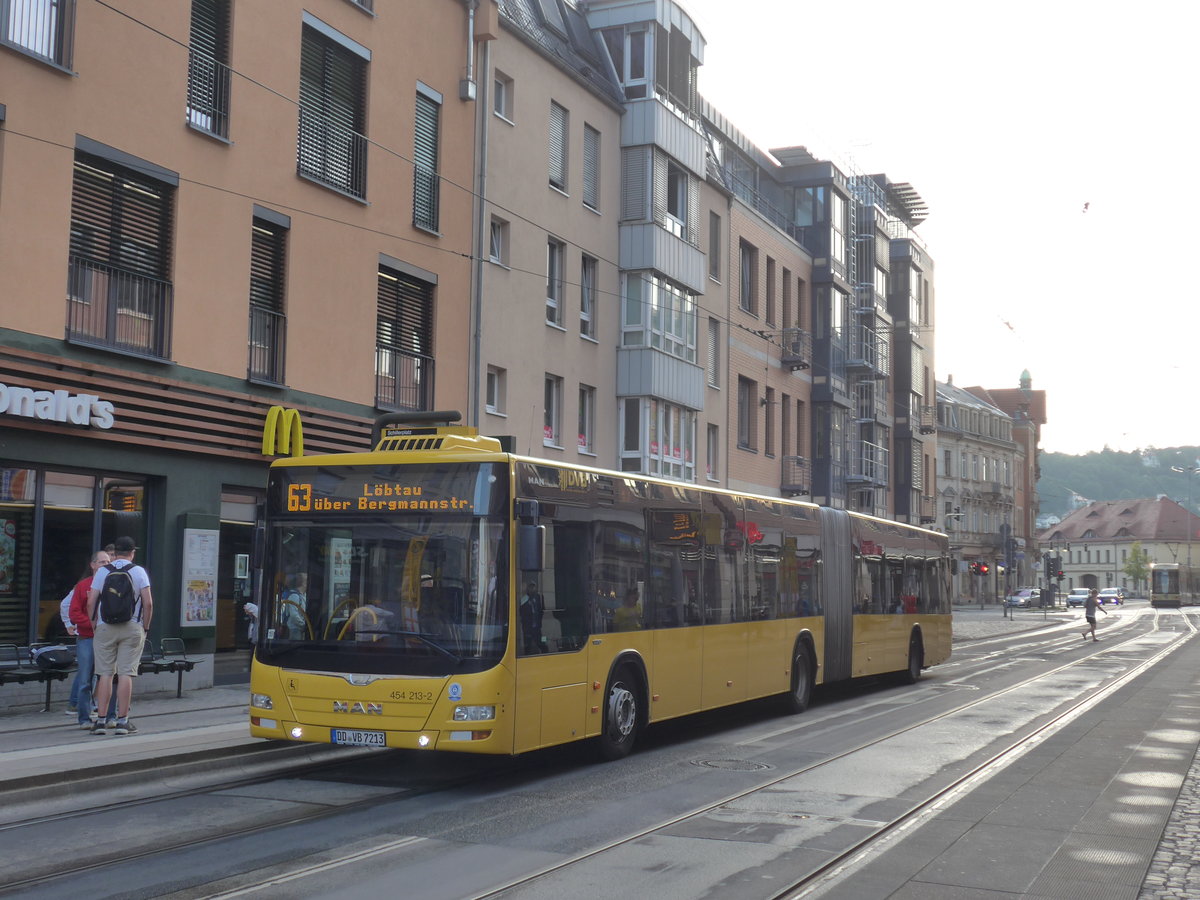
[598, 654, 647, 761]
[902, 627, 925, 684]
[784, 633, 816, 714]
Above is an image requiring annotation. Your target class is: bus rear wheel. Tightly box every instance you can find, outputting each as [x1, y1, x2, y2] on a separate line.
[784, 644, 813, 714]
[598, 666, 639, 760]
[902, 634, 924, 685]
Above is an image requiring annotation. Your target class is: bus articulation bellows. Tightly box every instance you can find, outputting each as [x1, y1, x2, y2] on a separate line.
[249, 412, 952, 758]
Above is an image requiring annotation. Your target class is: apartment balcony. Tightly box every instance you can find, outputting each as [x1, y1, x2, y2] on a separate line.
[780, 455, 810, 497]
[919, 405, 937, 434]
[845, 323, 889, 379]
[845, 440, 889, 486]
[854, 380, 888, 423]
[376, 345, 433, 411]
[920, 494, 937, 525]
[66, 256, 172, 360]
[780, 328, 811, 372]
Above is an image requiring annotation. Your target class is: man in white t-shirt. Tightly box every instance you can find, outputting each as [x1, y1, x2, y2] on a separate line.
[87, 536, 153, 736]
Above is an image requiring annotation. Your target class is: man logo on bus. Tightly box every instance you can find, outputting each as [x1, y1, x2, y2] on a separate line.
[333, 701, 382, 715]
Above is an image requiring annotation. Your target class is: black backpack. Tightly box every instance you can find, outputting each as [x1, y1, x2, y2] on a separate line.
[100, 563, 138, 624]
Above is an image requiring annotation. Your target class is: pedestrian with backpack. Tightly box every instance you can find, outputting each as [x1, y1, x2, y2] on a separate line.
[66, 548, 112, 729]
[86, 536, 153, 735]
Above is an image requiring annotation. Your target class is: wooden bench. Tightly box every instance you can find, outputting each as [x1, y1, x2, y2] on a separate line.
[0, 643, 74, 712]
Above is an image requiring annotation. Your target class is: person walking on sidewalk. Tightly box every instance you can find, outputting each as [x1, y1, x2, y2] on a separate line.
[67, 548, 112, 729]
[87, 536, 153, 735]
[1082, 587, 1107, 642]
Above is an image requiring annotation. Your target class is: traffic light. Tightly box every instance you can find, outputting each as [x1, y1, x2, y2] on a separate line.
[979, 562, 990, 576]
[1056, 569, 1065, 580]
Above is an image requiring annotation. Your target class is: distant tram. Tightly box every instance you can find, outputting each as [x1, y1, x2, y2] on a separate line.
[1150, 562, 1200, 608]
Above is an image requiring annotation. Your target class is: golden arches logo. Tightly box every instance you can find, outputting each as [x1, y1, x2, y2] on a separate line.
[262, 406, 304, 457]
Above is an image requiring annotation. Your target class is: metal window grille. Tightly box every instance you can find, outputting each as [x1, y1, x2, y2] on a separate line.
[1, 0, 75, 67]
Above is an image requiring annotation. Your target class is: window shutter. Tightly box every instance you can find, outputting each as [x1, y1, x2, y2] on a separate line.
[377, 269, 433, 355]
[686, 171, 699, 245]
[582, 125, 600, 209]
[621, 146, 649, 221]
[548, 102, 568, 189]
[189, 0, 227, 60]
[298, 26, 366, 195]
[651, 148, 667, 225]
[70, 155, 171, 277]
[250, 221, 286, 313]
[413, 93, 440, 230]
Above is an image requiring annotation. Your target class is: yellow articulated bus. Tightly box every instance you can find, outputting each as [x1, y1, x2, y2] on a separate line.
[249, 412, 951, 759]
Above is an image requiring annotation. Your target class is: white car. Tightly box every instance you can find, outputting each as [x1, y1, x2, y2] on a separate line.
[1066, 588, 1090, 608]
[1006, 588, 1040, 608]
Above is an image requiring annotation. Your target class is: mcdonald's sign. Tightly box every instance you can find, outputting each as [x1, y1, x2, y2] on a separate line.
[262, 406, 304, 457]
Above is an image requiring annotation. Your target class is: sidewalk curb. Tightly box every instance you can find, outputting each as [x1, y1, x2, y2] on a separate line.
[0, 737, 375, 812]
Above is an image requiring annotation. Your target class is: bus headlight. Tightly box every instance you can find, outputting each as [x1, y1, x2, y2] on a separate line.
[251, 693, 274, 710]
[453, 705, 496, 722]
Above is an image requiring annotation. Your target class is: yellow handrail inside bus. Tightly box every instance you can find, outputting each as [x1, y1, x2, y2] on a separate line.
[337, 606, 380, 641]
[324, 598, 360, 638]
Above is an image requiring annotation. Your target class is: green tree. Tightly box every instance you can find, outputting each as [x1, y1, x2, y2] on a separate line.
[1123, 541, 1151, 595]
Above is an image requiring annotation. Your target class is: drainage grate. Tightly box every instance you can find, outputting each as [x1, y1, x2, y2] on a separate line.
[691, 759, 772, 771]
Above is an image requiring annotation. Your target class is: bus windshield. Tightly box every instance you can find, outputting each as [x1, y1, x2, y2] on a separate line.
[257, 462, 510, 676]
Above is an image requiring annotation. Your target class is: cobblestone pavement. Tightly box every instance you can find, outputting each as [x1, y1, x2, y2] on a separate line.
[955, 606, 1200, 898]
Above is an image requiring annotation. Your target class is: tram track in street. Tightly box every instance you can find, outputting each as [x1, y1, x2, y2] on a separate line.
[470, 610, 1196, 900]
[4, 610, 1192, 898]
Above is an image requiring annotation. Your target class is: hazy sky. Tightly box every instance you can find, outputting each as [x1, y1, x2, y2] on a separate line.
[681, 0, 1198, 456]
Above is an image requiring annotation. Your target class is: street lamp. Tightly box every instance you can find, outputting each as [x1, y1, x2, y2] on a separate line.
[1170, 464, 1199, 568]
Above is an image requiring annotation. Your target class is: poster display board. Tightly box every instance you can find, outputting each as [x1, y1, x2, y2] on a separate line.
[180, 527, 220, 627]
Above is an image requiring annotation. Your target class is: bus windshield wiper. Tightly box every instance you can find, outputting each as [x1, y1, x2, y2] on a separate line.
[366, 630, 463, 664]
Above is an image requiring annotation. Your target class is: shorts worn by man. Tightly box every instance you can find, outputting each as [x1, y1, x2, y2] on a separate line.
[87, 536, 154, 736]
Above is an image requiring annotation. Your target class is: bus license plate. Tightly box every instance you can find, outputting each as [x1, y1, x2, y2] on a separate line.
[331, 728, 386, 747]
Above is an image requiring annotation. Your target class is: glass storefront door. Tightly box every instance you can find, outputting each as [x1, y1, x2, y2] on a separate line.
[0, 465, 146, 643]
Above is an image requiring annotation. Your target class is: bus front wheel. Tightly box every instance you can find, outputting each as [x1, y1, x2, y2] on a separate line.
[784, 644, 813, 714]
[598, 666, 640, 760]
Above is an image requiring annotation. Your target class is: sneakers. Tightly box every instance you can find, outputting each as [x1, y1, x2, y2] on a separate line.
[90, 720, 107, 735]
[113, 720, 137, 736]
[78, 721, 94, 730]
[89, 710, 98, 723]
[64, 704, 78, 716]
[105, 719, 117, 730]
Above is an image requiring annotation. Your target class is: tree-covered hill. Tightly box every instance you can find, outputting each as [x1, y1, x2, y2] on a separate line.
[1038, 447, 1200, 519]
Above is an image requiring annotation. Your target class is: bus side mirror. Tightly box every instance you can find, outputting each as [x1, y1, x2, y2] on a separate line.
[518, 524, 544, 572]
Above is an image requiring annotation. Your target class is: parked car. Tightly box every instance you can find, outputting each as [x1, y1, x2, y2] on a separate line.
[1006, 588, 1040, 608]
[1099, 587, 1126, 605]
[1066, 588, 1090, 607]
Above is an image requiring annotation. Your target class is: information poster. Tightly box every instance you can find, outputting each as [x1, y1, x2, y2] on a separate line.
[329, 537, 352, 603]
[180, 527, 219, 627]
